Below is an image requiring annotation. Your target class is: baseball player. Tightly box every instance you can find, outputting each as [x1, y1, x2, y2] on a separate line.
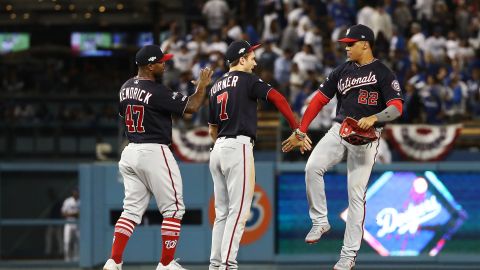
[103, 45, 213, 270]
[61, 188, 80, 262]
[282, 24, 404, 270]
[208, 40, 309, 270]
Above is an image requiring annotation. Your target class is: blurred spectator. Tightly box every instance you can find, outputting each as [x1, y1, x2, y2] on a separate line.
[392, 0, 413, 36]
[62, 188, 80, 262]
[420, 74, 444, 124]
[455, 1, 471, 39]
[466, 67, 480, 118]
[207, 34, 228, 55]
[371, 3, 393, 40]
[409, 22, 426, 53]
[357, 1, 375, 29]
[431, 0, 453, 35]
[402, 82, 424, 123]
[424, 27, 447, 64]
[274, 48, 293, 95]
[173, 43, 196, 72]
[257, 41, 279, 72]
[261, 3, 281, 42]
[292, 44, 320, 76]
[161, 33, 183, 55]
[202, 0, 229, 34]
[224, 18, 243, 43]
[304, 26, 324, 61]
[280, 20, 300, 52]
[289, 63, 305, 104]
[444, 72, 468, 122]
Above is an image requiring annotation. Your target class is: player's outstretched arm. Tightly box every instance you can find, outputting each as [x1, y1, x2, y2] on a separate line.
[185, 67, 213, 113]
[266, 89, 298, 130]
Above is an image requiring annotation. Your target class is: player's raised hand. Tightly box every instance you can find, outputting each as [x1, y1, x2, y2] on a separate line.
[300, 135, 313, 154]
[282, 132, 299, 153]
[191, 67, 213, 88]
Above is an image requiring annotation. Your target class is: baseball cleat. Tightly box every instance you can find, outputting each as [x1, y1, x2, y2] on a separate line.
[333, 257, 355, 270]
[305, 224, 331, 244]
[156, 258, 188, 270]
[103, 258, 122, 270]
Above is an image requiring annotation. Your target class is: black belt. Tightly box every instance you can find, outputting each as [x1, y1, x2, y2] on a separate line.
[223, 135, 255, 144]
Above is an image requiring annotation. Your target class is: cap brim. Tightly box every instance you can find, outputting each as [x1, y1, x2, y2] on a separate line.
[248, 44, 262, 52]
[160, 53, 173, 62]
[338, 38, 360, 43]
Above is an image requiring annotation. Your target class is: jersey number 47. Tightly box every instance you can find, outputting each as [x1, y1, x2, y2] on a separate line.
[125, 104, 145, 133]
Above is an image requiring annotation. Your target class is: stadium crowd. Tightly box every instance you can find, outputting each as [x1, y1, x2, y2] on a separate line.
[1, 0, 480, 128]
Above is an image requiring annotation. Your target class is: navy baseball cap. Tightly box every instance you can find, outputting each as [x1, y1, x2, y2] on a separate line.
[135, 45, 173, 66]
[225, 40, 261, 63]
[338, 24, 375, 43]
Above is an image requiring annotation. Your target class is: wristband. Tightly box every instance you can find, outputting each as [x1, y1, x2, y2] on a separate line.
[294, 128, 306, 141]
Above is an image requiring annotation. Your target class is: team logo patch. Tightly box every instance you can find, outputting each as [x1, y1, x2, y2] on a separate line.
[164, 240, 177, 249]
[346, 28, 350, 35]
[238, 48, 246, 54]
[148, 56, 157, 62]
[172, 92, 179, 100]
[209, 184, 272, 245]
[391, 80, 401, 92]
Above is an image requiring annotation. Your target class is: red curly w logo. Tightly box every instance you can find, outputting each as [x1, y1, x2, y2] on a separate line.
[165, 240, 177, 249]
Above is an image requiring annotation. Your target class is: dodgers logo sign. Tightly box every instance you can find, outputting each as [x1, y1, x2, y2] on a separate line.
[341, 171, 467, 256]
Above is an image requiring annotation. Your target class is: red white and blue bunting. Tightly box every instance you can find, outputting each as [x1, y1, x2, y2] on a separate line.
[172, 127, 212, 162]
[385, 124, 462, 161]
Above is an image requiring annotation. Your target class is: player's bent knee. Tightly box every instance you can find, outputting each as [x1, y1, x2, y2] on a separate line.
[305, 161, 327, 177]
[121, 212, 142, 224]
[162, 209, 185, 219]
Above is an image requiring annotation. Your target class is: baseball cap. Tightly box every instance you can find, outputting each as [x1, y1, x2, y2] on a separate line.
[225, 40, 261, 63]
[135, 45, 173, 66]
[338, 24, 375, 43]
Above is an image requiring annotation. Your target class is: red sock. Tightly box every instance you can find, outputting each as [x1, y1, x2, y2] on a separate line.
[160, 217, 181, 266]
[110, 217, 136, 264]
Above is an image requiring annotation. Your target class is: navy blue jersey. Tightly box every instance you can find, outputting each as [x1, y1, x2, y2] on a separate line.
[119, 78, 188, 144]
[318, 59, 403, 125]
[208, 71, 272, 139]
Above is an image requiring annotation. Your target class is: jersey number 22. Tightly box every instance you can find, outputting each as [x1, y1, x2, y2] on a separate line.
[217, 92, 229, 121]
[125, 105, 145, 133]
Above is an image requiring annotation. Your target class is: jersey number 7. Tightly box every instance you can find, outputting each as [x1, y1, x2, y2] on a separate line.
[217, 92, 229, 121]
[125, 104, 145, 133]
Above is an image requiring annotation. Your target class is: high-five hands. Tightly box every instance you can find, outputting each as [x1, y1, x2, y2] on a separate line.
[281, 129, 312, 154]
[191, 67, 213, 88]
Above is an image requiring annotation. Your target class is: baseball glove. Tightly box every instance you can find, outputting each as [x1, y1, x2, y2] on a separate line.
[339, 117, 378, 145]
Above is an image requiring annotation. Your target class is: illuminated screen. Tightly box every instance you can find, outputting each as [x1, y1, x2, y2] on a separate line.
[71, 32, 112, 56]
[0, 33, 30, 54]
[277, 171, 477, 256]
[136, 32, 154, 47]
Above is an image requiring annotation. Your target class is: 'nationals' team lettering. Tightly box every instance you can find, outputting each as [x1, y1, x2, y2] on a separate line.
[337, 71, 377, 94]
